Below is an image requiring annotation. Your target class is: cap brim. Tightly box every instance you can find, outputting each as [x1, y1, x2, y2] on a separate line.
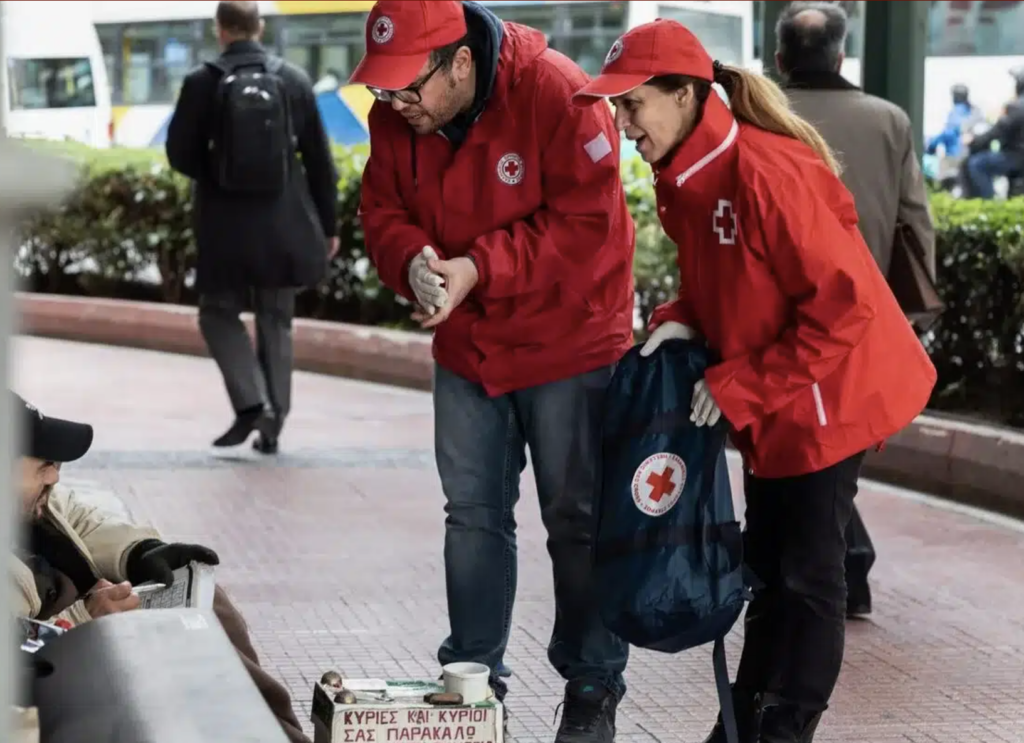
[572, 74, 653, 107]
[348, 51, 431, 91]
[35, 417, 94, 463]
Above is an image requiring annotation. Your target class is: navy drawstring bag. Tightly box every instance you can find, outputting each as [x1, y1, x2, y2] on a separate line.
[595, 339, 752, 743]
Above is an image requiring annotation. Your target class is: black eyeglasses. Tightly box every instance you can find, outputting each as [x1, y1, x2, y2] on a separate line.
[367, 61, 444, 105]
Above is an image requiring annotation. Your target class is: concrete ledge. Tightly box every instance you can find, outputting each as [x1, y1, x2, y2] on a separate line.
[16, 293, 1024, 520]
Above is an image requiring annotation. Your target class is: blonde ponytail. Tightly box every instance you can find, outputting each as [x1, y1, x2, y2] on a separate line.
[715, 64, 842, 176]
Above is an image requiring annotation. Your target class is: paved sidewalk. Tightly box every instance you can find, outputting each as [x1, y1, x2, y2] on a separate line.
[13, 336, 1024, 743]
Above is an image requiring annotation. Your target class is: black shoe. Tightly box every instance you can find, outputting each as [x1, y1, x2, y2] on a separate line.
[252, 411, 282, 455]
[846, 579, 872, 618]
[212, 405, 264, 448]
[553, 679, 617, 743]
[700, 685, 762, 743]
[757, 699, 825, 743]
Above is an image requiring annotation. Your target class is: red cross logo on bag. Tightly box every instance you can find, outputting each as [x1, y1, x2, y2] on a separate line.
[631, 453, 686, 517]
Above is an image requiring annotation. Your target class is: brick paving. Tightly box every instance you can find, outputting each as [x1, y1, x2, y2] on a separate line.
[13, 335, 1024, 743]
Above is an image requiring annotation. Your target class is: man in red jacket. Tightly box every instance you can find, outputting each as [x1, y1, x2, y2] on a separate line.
[350, 2, 635, 740]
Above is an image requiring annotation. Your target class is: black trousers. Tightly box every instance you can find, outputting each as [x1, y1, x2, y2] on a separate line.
[733, 451, 866, 710]
[844, 505, 875, 610]
[197, 288, 295, 420]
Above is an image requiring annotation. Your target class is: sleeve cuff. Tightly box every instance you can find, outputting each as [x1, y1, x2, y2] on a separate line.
[703, 360, 757, 432]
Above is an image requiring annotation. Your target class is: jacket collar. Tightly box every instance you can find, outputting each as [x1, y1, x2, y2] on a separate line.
[222, 39, 264, 56]
[654, 93, 739, 191]
[782, 69, 860, 92]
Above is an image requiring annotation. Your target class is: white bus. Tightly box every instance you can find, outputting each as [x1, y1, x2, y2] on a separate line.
[2, 1, 112, 147]
[87, 0, 753, 151]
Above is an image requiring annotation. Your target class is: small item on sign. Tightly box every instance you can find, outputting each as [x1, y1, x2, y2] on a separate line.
[322, 671, 345, 690]
[423, 692, 464, 706]
[335, 690, 359, 705]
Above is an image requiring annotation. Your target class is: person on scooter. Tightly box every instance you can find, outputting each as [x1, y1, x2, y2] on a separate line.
[963, 67, 1024, 199]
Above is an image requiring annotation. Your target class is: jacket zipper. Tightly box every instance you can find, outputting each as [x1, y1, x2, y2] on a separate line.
[811, 382, 828, 427]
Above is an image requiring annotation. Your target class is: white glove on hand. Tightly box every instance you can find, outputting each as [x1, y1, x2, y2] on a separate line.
[690, 379, 722, 428]
[639, 321, 698, 357]
[408, 246, 448, 316]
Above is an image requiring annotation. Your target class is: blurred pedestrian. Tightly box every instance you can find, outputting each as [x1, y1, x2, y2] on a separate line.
[166, 1, 339, 455]
[775, 0, 937, 618]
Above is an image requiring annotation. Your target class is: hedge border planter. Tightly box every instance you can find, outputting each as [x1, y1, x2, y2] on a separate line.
[16, 292, 1024, 521]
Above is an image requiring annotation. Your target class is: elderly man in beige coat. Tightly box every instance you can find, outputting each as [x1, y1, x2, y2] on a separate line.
[773, 1, 937, 620]
[11, 391, 311, 743]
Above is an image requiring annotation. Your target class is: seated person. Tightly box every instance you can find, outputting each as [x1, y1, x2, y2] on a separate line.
[963, 67, 1024, 198]
[10, 391, 311, 743]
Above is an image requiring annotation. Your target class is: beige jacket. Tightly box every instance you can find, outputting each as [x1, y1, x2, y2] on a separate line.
[783, 71, 937, 279]
[11, 483, 160, 625]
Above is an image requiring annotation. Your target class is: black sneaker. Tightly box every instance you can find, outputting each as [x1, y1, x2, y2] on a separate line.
[553, 679, 617, 743]
[212, 406, 264, 448]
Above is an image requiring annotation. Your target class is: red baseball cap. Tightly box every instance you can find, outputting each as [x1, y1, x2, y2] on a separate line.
[573, 19, 714, 106]
[348, 0, 467, 91]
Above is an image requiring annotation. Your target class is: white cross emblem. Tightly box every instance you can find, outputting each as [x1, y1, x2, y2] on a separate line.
[713, 199, 737, 245]
[605, 38, 624, 67]
[371, 15, 394, 44]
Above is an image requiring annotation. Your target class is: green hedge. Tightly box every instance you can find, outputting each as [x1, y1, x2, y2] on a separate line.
[13, 141, 1024, 426]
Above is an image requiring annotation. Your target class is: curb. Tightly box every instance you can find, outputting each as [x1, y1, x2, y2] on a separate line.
[16, 293, 1024, 521]
[15, 292, 433, 391]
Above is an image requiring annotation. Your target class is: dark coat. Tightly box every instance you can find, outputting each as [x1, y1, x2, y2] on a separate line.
[782, 70, 936, 280]
[166, 40, 338, 293]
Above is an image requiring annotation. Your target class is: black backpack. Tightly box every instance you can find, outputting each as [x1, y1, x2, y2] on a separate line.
[205, 53, 294, 194]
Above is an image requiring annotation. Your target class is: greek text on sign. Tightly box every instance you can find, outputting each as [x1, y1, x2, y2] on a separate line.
[312, 679, 503, 743]
[340, 708, 492, 742]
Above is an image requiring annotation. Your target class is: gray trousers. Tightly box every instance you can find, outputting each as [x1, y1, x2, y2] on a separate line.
[198, 288, 295, 419]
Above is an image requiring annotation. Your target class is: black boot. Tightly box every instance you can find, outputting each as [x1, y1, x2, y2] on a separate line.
[212, 404, 265, 448]
[699, 685, 762, 743]
[757, 699, 825, 743]
[252, 409, 283, 454]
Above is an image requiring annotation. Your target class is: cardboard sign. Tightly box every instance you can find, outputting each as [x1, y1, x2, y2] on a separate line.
[312, 679, 503, 743]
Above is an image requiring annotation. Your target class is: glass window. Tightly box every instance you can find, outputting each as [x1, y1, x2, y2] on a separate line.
[121, 22, 201, 104]
[198, 18, 279, 63]
[488, 2, 627, 76]
[279, 13, 366, 82]
[753, 1, 864, 60]
[658, 5, 744, 66]
[552, 2, 627, 76]
[96, 24, 120, 94]
[927, 0, 1024, 56]
[8, 58, 97, 110]
[487, 4, 561, 36]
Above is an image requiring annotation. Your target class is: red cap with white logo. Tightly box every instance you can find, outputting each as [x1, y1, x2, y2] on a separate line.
[572, 19, 714, 106]
[348, 0, 467, 91]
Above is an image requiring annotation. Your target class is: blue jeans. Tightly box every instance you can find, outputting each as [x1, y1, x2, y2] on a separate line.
[965, 150, 1022, 198]
[433, 363, 629, 701]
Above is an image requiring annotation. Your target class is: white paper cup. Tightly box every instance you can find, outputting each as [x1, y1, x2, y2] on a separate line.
[441, 662, 491, 704]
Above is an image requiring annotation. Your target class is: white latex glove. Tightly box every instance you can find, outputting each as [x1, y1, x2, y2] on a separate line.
[639, 321, 698, 357]
[408, 246, 448, 316]
[691, 379, 722, 427]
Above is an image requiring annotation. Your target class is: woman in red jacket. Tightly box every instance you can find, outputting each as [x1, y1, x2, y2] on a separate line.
[574, 19, 936, 743]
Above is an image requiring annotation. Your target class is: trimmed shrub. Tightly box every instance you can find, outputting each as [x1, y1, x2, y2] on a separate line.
[14, 141, 1024, 425]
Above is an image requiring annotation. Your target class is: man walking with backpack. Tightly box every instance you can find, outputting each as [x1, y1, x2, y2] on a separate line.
[166, 1, 339, 454]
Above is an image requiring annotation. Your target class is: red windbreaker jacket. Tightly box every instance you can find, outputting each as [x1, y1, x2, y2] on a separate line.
[359, 22, 636, 396]
[650, 94, 937, 478]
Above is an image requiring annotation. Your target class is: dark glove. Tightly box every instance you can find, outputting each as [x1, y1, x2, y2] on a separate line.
[125, 539, 220, 587]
